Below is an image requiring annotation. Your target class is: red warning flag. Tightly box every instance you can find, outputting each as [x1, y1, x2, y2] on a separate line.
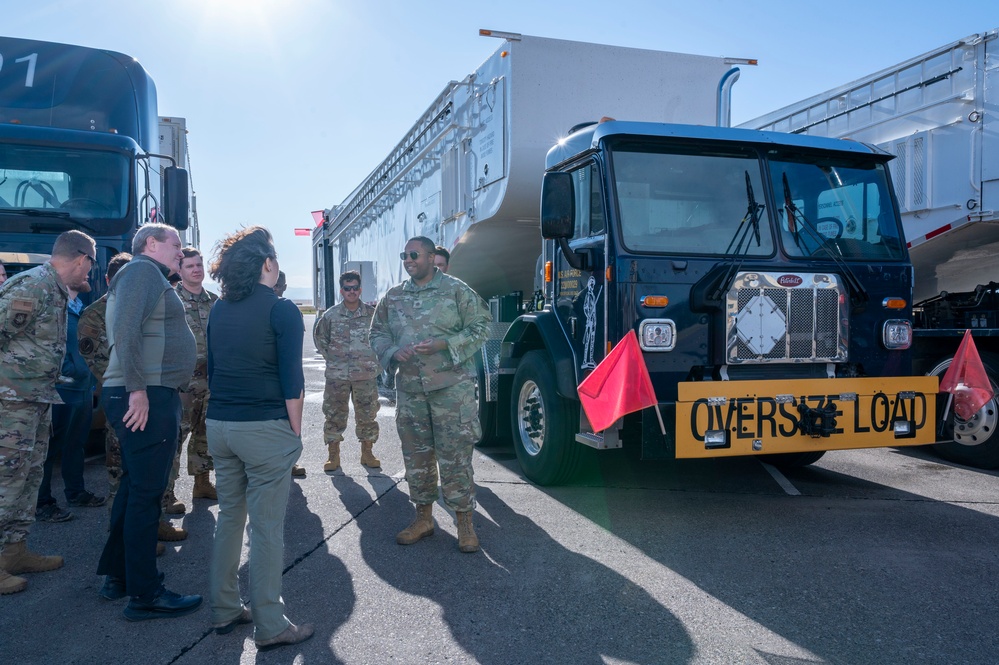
[939, 329, 994, 420]
[294, 228, 312, 237]
[311, 210, 325, 226]
[578, 330, 658, 432]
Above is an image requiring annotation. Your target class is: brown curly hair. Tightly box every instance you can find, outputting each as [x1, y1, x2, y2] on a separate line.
[209, 226, 276, 302]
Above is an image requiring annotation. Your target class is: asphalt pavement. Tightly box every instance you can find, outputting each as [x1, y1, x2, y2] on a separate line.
[2, 315, 997, 664]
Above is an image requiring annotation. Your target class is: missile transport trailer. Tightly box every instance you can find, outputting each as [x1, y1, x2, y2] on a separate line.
[742, 29, 999, 468]
[315, 30, 746, 307]
[315, 31, 938, 484]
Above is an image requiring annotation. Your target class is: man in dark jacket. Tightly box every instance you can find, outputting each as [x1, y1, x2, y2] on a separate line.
[96, 223, 202, 621]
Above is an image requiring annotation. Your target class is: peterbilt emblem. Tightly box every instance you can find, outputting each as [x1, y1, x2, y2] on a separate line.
[777, 274, 803, 287]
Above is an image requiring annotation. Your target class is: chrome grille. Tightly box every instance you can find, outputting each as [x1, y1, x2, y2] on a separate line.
[726, 272, 847, 364]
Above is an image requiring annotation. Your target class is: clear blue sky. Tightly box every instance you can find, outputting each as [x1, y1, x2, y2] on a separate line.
[6, 0, 996, 295]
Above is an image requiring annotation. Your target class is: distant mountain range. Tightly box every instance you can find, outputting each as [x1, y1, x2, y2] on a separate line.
[284, 287, 313, 304]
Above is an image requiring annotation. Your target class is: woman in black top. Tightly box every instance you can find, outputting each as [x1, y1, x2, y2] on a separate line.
[204, 226, 313, 651]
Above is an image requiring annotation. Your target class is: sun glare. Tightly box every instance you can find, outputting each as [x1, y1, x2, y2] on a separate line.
[194, 0, 290, 30]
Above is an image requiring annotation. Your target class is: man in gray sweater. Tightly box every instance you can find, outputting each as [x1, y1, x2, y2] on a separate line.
[96, 223, 202, 621]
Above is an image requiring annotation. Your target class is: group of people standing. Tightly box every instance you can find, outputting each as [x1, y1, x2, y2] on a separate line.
[0, 227, 489, 652]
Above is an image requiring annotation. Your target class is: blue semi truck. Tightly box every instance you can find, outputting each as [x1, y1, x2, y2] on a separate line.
[314, 31, 938, 484]
[0, 36, 189, 298]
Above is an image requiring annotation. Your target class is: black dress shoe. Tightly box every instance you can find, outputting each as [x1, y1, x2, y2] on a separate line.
[100, 572, 164, 601]
[123, 586, 202, 621]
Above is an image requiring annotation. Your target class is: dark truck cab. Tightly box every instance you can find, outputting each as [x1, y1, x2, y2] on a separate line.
[0, 36, 187, 297]
[500, 121, 937, 484]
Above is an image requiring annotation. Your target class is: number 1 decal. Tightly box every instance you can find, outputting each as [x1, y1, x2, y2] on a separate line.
[0, 52, 38, 87]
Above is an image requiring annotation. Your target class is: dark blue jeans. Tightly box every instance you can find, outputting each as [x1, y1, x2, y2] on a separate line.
[37, 392, 93, 505]
[97, 386, 180, 601]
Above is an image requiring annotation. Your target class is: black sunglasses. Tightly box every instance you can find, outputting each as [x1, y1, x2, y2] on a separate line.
[399, 251, 426, 261]
[78, 250, 97, 268]
[341, 285, 360, 292]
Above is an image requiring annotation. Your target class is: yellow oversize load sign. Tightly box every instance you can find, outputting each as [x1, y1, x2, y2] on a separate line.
[676, 376, 938, 458]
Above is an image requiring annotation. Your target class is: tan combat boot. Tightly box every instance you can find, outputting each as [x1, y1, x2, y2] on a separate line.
[323, 442, 341, 473]
[158, 520, 188, 542]
[193, 473, 217, 500]
[396, 503, 435, 545]
[0, 568, 28, 594]
[0, 540, 63, 574]
[162, 489, 186, 515]
[456, 511, 479, 553]
[360, 441, 381, 468]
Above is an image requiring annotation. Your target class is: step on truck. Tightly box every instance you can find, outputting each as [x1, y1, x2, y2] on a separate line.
[0, 36, 190, 298]
[314, 30, 937, 485]
[741, 28, 999, 469]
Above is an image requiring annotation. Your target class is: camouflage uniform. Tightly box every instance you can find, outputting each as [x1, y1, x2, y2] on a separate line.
[314, 300, 380, 447]
[173, 286, 217, 476]
[0, 263, 68, 549]
[369, 270, 490, 511]
[78, 295, 120, 506]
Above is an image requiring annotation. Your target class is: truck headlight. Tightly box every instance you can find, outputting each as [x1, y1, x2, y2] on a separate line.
[639, 319, 676, 351]
[882, 320, 912, 350]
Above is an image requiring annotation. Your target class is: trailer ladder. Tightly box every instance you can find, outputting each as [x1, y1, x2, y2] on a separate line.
[328, 79, 467, 237]
[752, 30, 995, 138]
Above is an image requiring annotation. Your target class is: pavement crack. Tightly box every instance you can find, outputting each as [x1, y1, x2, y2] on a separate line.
[168, 476, 405, 662]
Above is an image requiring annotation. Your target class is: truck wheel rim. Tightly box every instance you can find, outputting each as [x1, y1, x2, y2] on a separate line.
[953, 398, 998, 447]
[516, 380, 545, 457]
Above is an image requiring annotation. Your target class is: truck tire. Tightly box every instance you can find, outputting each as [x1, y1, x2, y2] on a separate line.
[927, 352, 999, 469]
[510, 350, 590, 485]
[759, 451, 825, 468]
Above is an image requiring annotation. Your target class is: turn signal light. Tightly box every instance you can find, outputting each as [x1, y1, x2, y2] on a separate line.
[544, 261, 552, 283]
[641, 295, 668, 308]
[883, 298, 907, 309]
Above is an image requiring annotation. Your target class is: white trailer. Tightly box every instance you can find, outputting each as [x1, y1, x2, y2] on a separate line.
[742, 29, 999, 468]
[313, 30, 750, 310]
[158, 116, 199, 247]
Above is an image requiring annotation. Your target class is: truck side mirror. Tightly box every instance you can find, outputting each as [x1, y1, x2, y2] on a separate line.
[541, 172, 574, 239]
[163, 166, 190, 231]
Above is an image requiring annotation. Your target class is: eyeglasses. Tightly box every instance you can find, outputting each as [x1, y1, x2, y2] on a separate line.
[399, 251, 426, 261]
[341, 285, 360, 292]
[78, 250, 97, 268]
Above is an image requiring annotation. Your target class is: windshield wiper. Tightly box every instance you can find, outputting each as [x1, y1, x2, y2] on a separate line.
[0, 207, 71, 218]
[710, 171, 765, 302]
[22, 215, 99, 234]
[782, 172, 869, 307]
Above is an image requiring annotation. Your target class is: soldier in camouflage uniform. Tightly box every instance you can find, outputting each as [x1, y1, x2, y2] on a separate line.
[0, 230, 95, 594]
[162, 248, 218, 507]
[369, 236, 490, 553]
[314, 270, 381, 472]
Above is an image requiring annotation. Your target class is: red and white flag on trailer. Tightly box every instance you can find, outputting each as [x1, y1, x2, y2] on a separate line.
[939, 329, 994, 420]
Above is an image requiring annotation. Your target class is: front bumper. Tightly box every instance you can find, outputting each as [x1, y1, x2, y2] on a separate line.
[672, 375, 938, 458]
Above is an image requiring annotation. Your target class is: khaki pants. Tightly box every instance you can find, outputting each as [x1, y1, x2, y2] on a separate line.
[207, 418, 302, 641]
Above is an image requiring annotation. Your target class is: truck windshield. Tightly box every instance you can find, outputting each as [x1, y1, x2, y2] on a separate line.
[0, 143, 130, 234]
[611, 146, 775, 256]
[768, 150, 906, 261]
